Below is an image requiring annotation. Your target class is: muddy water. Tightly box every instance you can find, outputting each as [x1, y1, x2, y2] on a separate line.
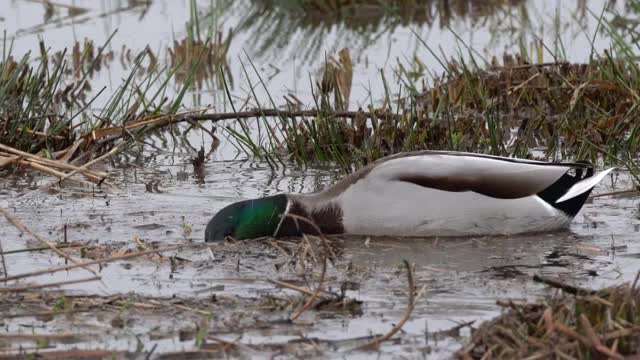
[1, 131, 639, 357]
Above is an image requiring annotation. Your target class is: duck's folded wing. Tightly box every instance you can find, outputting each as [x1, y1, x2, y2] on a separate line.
[370, 153, 591, 199]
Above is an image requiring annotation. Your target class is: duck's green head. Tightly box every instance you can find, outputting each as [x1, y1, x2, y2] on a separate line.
[205, 194, 288, 242]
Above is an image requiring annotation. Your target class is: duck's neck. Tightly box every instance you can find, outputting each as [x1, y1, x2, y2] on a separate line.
[275, 195, 344, 237]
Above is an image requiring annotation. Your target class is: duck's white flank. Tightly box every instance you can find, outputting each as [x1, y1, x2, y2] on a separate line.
[324, 153, 611, 237]
[338, 180, 570, 236]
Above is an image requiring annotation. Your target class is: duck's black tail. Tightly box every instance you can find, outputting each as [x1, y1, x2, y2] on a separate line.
[536, 162, 600, 217]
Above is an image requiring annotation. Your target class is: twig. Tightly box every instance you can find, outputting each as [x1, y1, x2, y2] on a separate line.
[553, 321, 591, 346]
[532, 275, 594, 295]
[290, 251, 328, 321]
[86, 109, 398, 146]
[59, 138, 85, 162]
[0, 206, 98, 277]
[1, 243, 83, 255]
[185, 118, 217, 140]
[207, 335, 254, 352]
[287, 212, 334, 320]
[603, 327, 640, 341]
[16, 159, 95, 187]
[0, 349, 123, 359]
[0, 153, 19, 168]
[2, 244, 192, 282]
[632, 270, 640, 292]
[268, 279, 317, 297]
[0, 345, 55, 353]
[174, 304, 212, 316]
[284, 213, 325, 237]
[21, 140, 129, 198]
[267, 240, 290, 257]
[269, 278, 340, 300]
[0, 143, 106, 183]
[145, 343, 158, 360]
[184, 109, 400, 123]
[14, 128, 66, 140]
[0, 237, 7, 282]
[358, 260, 421, 350]
[5, 309, 91, 319]
[0, 333, 83, 340]
[283, 213, 337, 264]
[20, 156, 105, 183]
[9, 152, 106, 179]
[302, 235, 319, 265]
[0, 276, 101, 293]
[430, 320, 475, 339]
[269, 213, 340, 305]
[22, 0, 87, 11]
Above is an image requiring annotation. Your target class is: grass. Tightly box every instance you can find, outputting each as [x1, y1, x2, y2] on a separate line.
[224, 48, 640, 180]
[0, 0, 241, 188]
[217, 6, 640, 183]
[0, 36, 80, 155]
[0, 15, 219, 180]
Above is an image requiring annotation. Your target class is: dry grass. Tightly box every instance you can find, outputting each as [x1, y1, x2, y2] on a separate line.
[457, 274, 640, 359]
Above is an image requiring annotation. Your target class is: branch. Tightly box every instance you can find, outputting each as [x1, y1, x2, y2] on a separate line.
[0, 276, 101, 293]
[0, 237, 7, 282]
[184, 109, 400, 123]
[533, 275, 594, 295]
[358, 260, 423, 350]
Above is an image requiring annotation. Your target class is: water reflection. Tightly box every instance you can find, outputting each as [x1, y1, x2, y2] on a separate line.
[12, 0, 152, 38]
[230, 0, 540, 65]
[40, 1, 89, 23]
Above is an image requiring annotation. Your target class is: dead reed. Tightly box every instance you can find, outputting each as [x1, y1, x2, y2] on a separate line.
[457, 274, 640, 359]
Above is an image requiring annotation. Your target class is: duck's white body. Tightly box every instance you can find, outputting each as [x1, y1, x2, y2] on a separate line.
[292, 151, 613, 237]
[339, 180, 569, 236]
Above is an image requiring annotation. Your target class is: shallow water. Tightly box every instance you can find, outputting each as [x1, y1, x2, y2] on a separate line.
[1, 131, 639, 357]
[2, 0, 640, 358]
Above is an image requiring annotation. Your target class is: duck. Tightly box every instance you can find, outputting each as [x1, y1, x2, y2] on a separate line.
[204, 151, 614, 241]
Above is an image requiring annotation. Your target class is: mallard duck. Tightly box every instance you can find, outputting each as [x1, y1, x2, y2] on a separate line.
[205, 151, 613, 241]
